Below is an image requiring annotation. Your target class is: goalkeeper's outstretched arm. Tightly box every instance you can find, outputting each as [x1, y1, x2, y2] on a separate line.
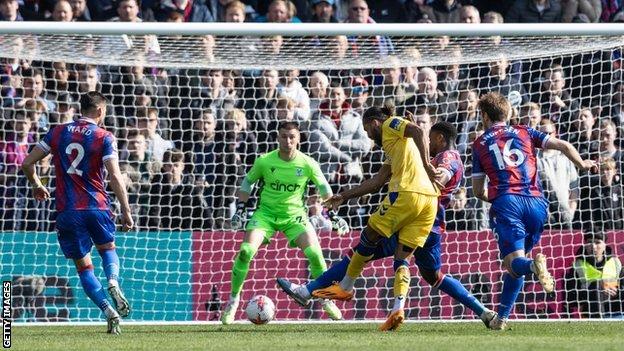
[237, 177, 254, 203]
[307, 157, 350, 235]
[236, 155, 264, 205]
[308, 158, 334, 202]
[231, 165, 261, 229]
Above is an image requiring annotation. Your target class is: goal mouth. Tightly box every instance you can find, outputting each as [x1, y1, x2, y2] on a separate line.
[1, 22, 623, 323]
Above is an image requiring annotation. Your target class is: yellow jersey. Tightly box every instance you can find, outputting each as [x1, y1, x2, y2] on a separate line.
[381, 117, 438, 196]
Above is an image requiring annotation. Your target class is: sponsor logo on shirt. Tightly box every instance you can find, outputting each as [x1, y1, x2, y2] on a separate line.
[379, 204, 389, 215]
[270, 180, 302, 192]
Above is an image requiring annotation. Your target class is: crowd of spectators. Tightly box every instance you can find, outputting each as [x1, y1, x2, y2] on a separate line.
[1, 0, 624, 236]
[1, 0, 622, 24]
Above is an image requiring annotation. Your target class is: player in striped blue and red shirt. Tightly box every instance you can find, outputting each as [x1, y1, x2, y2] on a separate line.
[431, 139, 463, 236]
[471, 92, 596, 330]
[22, 91, 134, 335]
[278, 122, 497, 327]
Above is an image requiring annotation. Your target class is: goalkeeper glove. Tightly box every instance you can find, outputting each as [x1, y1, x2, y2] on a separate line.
[231, 201, 246, 230]
[328, 210, 349, 236]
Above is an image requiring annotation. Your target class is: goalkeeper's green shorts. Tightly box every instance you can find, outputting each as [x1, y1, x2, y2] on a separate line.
[246, 209, 314, 247]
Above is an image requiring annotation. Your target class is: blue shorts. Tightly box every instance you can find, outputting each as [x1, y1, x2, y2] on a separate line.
[371, 232, 442, 272]
[489, 195, 548, 258]
[371, 234, 398, 260]
[56, 210, 116, 260]
[413, 232, 442, 271]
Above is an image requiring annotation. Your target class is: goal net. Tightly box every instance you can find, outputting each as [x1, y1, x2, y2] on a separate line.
[1, 23, 623, 322]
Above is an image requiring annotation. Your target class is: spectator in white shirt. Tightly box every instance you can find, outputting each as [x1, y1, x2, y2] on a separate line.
[538, 119, 579, 229]
[278, 69, 311, 121]
[308, 71, 329, 114]
[137, 107, 174, 164]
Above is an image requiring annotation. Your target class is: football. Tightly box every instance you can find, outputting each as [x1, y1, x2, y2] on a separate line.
[245, 295, 276, 324]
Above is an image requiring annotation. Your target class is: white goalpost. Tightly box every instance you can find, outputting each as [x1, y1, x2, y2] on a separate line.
[1, 22, 623, 324]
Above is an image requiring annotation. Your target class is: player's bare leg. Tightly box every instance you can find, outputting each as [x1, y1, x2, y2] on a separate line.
[74, 254, 120, 334]
[313, 227, 382, 301]
[294, 229, 342, 320]
[97, 242, 131, 318]
[222, 229, 265, 325]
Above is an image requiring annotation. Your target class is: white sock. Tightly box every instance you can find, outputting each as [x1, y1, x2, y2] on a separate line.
[104, 305, 118, 319]
[340, 276, 355, 292]
[229, 295, 240, 304]
[296, 286, 311, 300]
[108, 279, 119, 289]
[392, 295, 406, 312]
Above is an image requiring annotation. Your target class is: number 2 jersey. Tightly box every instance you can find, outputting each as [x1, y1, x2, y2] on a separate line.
[471, 123, 550, 202]
[38, 117, 118, 212]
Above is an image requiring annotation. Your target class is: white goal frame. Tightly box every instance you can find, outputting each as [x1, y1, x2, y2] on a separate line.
[2, 22, 624, 325]
[0, 22, 624, 36]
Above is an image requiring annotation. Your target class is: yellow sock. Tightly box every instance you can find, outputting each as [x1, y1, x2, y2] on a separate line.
[394, 266, 411, 298]
[346, 252, 373, 279]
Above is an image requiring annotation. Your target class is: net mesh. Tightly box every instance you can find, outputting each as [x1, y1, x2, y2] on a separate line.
[1, 31, 623, 322]
[0, 33, 623, 69]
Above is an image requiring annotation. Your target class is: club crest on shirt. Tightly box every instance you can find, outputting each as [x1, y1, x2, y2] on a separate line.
[389, 118, 402, 131]
[296, 168, 303, 177]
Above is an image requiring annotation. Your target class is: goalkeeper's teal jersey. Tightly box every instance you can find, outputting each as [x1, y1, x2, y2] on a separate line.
[245, 150, 331, 217]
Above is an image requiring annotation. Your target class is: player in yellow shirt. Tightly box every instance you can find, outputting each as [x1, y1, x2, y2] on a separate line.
[313, 104, 440, 331]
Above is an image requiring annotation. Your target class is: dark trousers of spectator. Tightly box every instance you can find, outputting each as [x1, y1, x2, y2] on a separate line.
[574, 283, 622, 318]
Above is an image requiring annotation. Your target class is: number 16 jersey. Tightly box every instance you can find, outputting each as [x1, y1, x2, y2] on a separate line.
[38, 117, 118, 212]
[471, 123, 550, 202]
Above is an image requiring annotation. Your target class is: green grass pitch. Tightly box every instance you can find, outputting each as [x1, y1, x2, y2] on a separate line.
[12, 321, 624, 351]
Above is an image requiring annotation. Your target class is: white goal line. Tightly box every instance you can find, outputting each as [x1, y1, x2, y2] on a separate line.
[13, 319, 622, 327]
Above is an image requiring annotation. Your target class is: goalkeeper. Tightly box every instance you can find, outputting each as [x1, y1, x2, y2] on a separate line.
[221, 122, 348, 324]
